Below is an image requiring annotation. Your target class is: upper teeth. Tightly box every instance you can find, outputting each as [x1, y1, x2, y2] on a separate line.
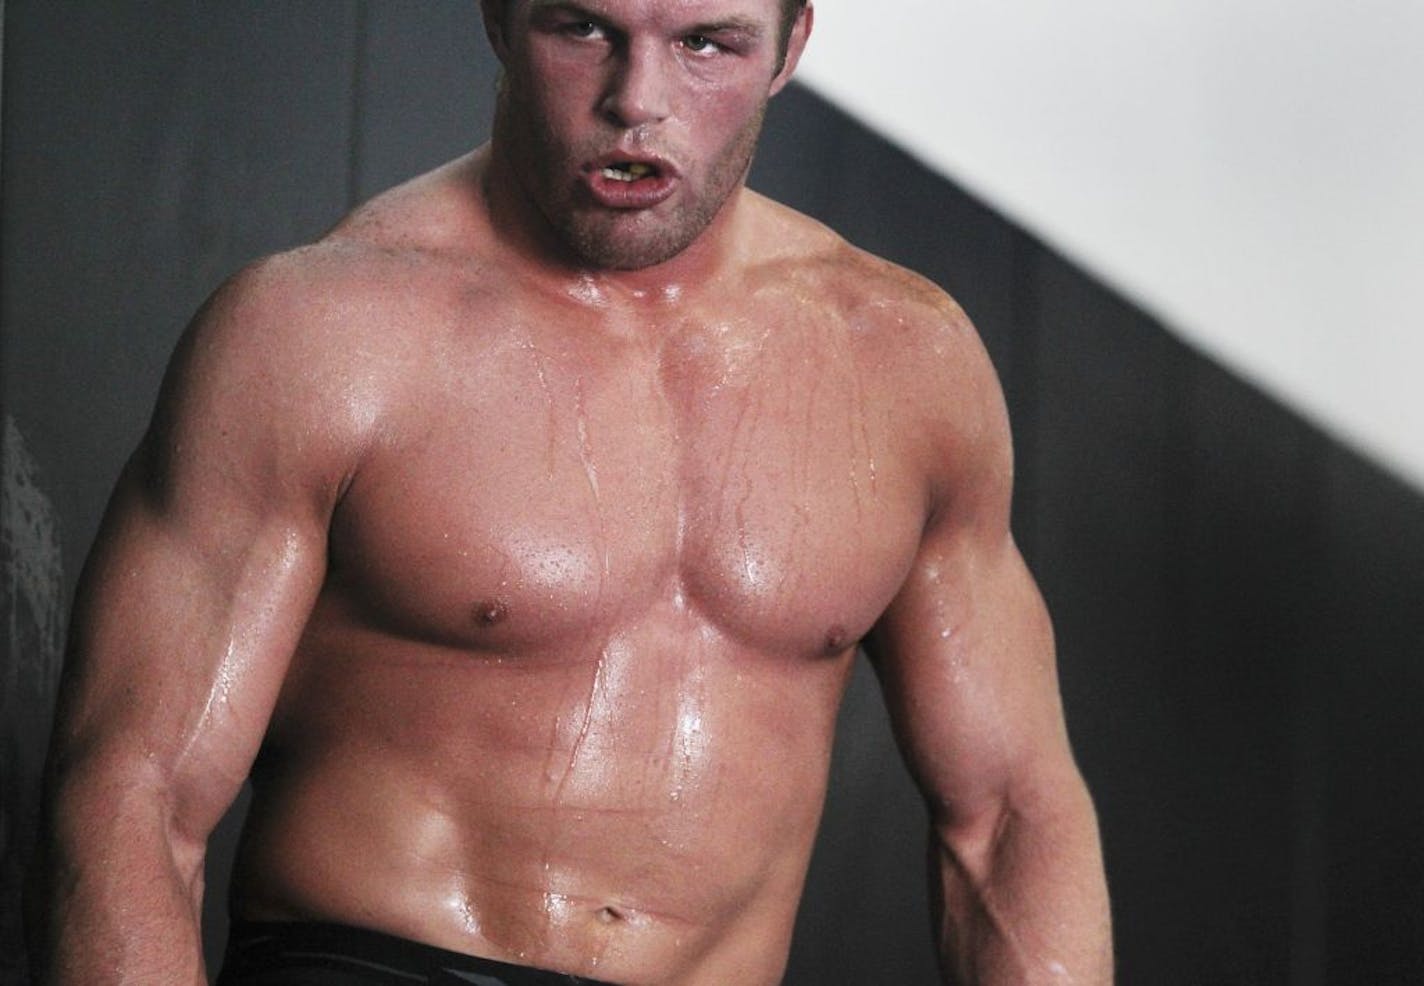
[604, 163, 654, 181]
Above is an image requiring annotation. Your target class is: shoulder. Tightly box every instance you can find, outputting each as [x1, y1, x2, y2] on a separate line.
[142, 154, 507, 512]
[744, 194, 1011, 516]
[742, 191, 978, 348]
[844, 251, 1011, 523]
[746, 192, 998, 407]
[185, 154, 500, 409]
[149, 234, 464, 498]
[178, 240, 419, 406]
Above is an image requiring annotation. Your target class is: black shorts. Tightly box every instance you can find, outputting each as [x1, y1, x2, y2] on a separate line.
[216, 920, 619, 985]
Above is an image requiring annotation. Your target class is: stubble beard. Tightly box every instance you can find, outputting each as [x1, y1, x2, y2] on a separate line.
[495, 81, 768, 271]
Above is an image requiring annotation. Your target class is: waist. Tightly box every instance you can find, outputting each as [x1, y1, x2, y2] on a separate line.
[217, 919, 617, 984]
[230, 748, 820, 984]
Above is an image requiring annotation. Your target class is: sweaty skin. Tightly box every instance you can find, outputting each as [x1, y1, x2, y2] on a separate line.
[37, 2, 1111, 984]
[230, 157, 934, 983]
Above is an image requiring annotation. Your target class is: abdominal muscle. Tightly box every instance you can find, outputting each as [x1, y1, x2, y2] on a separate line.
[229, 592, 857, 985]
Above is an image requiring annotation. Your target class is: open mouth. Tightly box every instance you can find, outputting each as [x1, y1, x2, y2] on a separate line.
[584, 156, 677, 209]
[600, 161, 659, 182]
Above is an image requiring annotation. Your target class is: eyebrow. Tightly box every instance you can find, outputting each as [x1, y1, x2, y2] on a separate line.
[528, 0, 588, 15]
[527, 1, 766, 39]
[688, 17, 764, 39]
[527, 0, 598, 19]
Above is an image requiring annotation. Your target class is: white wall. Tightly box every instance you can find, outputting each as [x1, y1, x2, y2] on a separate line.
[798, 1, 1424, 491]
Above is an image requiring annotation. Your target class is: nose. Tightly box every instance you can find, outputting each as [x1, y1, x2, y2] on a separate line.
[600, 39, 671, 129]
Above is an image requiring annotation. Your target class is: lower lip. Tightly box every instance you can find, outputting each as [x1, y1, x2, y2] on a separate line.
[583, 170, 678, 210]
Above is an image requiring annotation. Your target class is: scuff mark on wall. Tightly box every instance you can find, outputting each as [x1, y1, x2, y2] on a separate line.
[2, 413, 67, 983]
[3, 414, 66, 706]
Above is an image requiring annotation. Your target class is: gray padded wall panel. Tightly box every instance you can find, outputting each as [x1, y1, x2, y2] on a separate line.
[1, 2, 362, 978]
[2, 1, 360, 575]
[1319, 448, 1424, 984]
[353, 1, 493, 200]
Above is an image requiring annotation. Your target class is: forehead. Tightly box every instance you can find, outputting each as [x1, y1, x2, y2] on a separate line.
[522, 0, 782, 28]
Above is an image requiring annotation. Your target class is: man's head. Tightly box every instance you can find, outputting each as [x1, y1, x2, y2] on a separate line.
[481, 0, 813, 271]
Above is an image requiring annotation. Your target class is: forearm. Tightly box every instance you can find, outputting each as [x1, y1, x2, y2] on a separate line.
[933, 780, 1112, 986]
[39, 768, 210, 986]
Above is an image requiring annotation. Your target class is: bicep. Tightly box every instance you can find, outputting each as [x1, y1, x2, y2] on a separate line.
[867, 527, 1069, 833]
[59, 456, 323, 799]
[51, 448, 328, 850]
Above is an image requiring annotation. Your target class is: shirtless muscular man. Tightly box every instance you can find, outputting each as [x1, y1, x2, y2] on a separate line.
[36, 1, 1112, 983]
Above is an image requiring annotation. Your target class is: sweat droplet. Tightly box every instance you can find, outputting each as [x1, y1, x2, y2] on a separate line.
[474, 599, 509, 626]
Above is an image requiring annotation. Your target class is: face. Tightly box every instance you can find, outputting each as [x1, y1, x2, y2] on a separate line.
[488, 0, 809, 270]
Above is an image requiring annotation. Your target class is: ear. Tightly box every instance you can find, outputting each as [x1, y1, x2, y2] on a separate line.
[769, 3, 814, 97]
[480, 0, 512, 63]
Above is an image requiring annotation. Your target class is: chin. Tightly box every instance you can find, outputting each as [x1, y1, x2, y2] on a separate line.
[562, 216, 706, 272]
[572, 240, 693, 271]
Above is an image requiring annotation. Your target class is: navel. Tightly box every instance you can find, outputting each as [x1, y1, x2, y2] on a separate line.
[473, 598, 510, 627]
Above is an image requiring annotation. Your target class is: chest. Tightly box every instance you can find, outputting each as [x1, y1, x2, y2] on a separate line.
[326, 311, 925, 657]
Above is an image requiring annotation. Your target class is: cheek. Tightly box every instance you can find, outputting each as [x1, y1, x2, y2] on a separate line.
[521, 51, 603, 117]
[532, 45, 603, 82]
[699, 94, 769, 156]
[684, 80, 766, 134]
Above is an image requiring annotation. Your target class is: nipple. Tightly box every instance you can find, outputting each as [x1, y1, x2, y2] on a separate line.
[473, 598, 510, 627]
[823, 624, 851, 655]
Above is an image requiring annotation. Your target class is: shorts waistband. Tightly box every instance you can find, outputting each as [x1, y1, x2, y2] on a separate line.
[218, 919, 619, 986]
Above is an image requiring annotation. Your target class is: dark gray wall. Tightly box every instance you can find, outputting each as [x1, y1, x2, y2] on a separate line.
[4, 3, 1422, 984]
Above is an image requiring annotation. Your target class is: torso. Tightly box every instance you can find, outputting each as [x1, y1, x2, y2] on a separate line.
[229, 154, 943, 985]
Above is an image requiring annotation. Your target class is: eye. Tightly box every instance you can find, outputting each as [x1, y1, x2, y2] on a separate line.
[565, 20, 605, 39]
[682, 34, 720, 54]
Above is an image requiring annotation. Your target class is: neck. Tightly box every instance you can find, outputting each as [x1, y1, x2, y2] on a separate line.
[477, 139, 749, 305]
